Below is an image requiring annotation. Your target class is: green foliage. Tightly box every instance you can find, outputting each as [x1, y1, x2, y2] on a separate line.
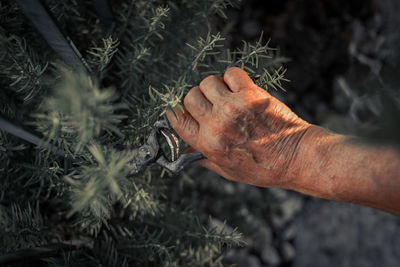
[66, 145, 135, 220]
[34, 66, 127, 153]
[2, 36, 48, 103]
[186, 32, 226, 71]
[87, 37, 120, 77]
[0, 0, 288, 265]
[0, 202, 47, 252]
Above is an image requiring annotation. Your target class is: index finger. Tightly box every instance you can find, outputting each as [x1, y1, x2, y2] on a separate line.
[165, 103, 200, 150]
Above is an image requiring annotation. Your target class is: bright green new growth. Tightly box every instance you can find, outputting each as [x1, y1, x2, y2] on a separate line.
[0, 0, 287, 265]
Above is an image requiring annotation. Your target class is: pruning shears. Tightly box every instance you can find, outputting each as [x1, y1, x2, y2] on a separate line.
[10, 0, 263, 177]
[124, 120, 205, 176]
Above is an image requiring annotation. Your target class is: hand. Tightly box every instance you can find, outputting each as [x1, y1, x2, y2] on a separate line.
[166, 67, 313, 188]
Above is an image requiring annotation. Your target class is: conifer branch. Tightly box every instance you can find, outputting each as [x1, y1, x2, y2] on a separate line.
[0, 243, 77, 265]
[256, 66, 290, 91]
[186, 32, 225, 71]
[87, 36, 119, 76]
[0, 1, 289, 265]
[34, 66, 127, 152]
[2, 36, 48, 103]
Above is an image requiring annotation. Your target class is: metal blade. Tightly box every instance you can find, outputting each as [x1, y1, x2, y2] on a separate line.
[160, 128, 180, 162]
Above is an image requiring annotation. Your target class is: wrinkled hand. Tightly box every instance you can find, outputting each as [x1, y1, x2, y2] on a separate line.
[166, 67, 312, 188]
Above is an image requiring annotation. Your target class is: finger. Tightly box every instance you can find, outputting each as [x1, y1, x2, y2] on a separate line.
[184, 86, 212, 122]
[199, 75, 231, 104]
[223, 67, 256, 93]
[166, 103, 199, 149]
[197, 159, 238, 181]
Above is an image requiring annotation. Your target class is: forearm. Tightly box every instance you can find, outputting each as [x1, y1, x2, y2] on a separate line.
[287, 126, 400, 216]
[168, 67, 400, 215]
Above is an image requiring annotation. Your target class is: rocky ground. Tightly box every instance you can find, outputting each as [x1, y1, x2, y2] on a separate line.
[194, 0, 400, 266]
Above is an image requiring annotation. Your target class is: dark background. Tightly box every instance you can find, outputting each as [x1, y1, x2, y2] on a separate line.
[195, 0, 400, 266]
[226, 0, 383, 125]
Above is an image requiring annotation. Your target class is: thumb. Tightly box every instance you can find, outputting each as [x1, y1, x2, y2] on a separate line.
[184, 147, 238, 182]
[196, 158, 238, 182]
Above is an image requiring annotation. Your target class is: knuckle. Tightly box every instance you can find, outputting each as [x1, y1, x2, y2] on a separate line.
[183, 87, 196, 107]
[239, 90, 271, 113]
[200, 75, 218, 88]
[224, 67, 240, 79]
[243, 95, 259, 108]
[222, 102, 243, 118]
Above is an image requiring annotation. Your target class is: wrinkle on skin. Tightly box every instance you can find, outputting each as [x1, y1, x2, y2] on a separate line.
[184, 86, 212, 120]
[166, 67, 312, 188]
[199, 75, 230, 101]
[167, 68, 400, 215]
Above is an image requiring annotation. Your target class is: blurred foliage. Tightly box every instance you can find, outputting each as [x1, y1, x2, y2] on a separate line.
[0, 0, 288, 265]
[324, 0, 400, 146]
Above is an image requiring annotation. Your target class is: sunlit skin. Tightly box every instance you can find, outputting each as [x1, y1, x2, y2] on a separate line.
[166, 67, 400, 216]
